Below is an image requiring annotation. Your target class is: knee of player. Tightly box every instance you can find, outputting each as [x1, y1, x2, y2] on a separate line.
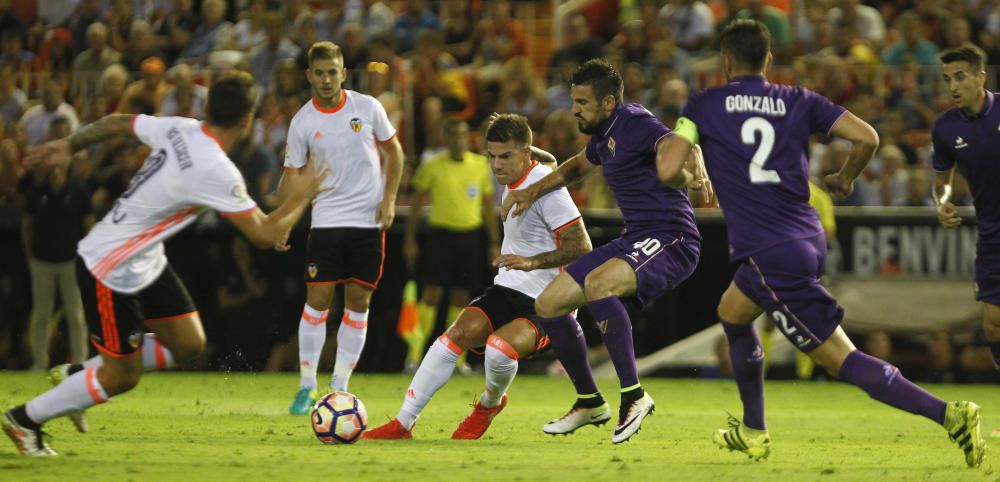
[170, 335, 207, 365]
[582, 274, 616, 301]
[983, 317, 1000, 341]
[534, 295, 560, 318]
[99, 364, 143, 395]
[445, 318, 489, 350]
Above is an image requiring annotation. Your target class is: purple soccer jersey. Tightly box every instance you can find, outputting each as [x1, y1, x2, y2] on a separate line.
[932, 90, 1000, 304]
[584, 103, 700, 241]
[932, 90, 1000, 242]
[680, 75, 846, 260]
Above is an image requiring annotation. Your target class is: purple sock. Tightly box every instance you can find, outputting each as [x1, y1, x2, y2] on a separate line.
[587, 297, 639, 389]
[839, 350, 947, 425]
[537, 314, 600, 396]
[721, 320, 766, 430]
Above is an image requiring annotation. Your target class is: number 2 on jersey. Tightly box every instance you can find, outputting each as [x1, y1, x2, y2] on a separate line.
[741, 117, 780, 184]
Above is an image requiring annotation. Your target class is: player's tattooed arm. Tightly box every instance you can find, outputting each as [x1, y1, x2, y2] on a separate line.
[68, 114, 136, 152]
[492, 219, 591, 271]
[502, 149, 597, 220]
[530, 146, 558, 167]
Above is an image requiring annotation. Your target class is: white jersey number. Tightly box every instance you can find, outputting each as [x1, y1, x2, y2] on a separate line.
[741, 117, 780, 184]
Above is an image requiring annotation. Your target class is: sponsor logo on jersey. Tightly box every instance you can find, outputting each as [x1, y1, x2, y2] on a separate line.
[350, 118, 362, 133]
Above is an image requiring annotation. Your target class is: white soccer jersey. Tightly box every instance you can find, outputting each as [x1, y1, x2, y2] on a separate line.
[284, 90, 397, 228]
[78, 115, 257, 294]
[496, 162, 582, 299]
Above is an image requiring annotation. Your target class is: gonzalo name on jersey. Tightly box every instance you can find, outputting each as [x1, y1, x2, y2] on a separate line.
[725, 95, 787, 116]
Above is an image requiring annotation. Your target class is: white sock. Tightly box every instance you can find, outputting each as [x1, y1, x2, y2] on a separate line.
[26, 367, 108, 424]
[397, 334, 462, 429]
[77, 334, 175, 372]
[330, 309, 368, 392]
[140, 333, 175, 370]
[481, 334, 518, 408]
[298, 305, 329, 389]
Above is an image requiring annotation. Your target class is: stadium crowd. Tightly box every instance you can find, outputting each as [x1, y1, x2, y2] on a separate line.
[0, 0, 992, 376]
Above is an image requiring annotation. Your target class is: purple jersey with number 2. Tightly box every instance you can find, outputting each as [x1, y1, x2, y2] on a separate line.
[680, 75, 846, 260]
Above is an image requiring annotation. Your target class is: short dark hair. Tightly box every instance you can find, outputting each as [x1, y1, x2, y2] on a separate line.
[570, 59, 623, 104]
[719, 19, 771, 71]
[308, 41, 343, 68]
[206, 72, 255, 128]
[940, 46, 986, 72]
[485, 114, 532, 146]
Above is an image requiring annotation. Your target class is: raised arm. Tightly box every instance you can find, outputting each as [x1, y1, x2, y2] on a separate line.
[824, 112, 880, 198]
[492, 218, 592, 271]
[25, 114, 136, 168]
[229, 157, 329, 248]
[500, 148, 597, 220]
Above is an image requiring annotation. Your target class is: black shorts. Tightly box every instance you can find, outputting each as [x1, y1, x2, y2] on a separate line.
[77, 257, 198, 357]
[467, 285, 549, 353]
[422, 227, 484, 288]
[305, 228, 386, 288]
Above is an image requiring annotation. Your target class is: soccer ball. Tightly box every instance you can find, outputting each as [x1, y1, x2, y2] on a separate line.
[311, 391, 368, 444]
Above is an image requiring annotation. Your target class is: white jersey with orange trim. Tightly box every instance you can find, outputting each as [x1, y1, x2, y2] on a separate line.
[284, 90, 397, 228]
[496, 162, 582, 299]
[77, 114, 257, 294]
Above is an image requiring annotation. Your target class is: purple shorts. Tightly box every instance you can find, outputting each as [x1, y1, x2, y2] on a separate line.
[733, 234, 843, 352]
[564, 231, 699, 307]
[975, 241, 1000, 306]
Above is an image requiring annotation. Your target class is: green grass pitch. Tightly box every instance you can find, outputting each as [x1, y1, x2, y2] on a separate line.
[1, 372, 997, 481]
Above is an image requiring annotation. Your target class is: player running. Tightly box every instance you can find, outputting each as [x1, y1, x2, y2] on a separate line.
[930, 46, 1000, 438]
[282, 41, 405, 414]
[502, 59, 706, 444]
[658, 19, 985, 467]
[3, 73, 327, 456]
[364, 114, 591, 440]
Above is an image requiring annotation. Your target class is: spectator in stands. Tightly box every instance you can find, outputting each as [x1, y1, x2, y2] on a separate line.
[732, 0, 793, 63]
[393, 0, 440, 54]
[63, 0, 102, 54]
[32, 28, 74, 92]
[250, 12, 301, 92]
[315, 0, 359, 44]
[272, 58, 308, 106]
[72, 23, 122, 105]
[942, 17, 973, 52]
[252, 92, 289, 162]
[903, 166, 934, 207]
[884, 11, 940, 67]
[104, 0, 136, 54]
[541, 111, 585, 167]
[619, 63, 647, 107]
[0, 63, 26, 135]
[440, 0, 478, 65]
[497, 57, 548, 130]
[282, 0, 314, 34]
[216, 236, 272, 371]
[361, 0, 396, 43]
[616, 20, 651, 65]
[178, 0, 233, 64]
[877, 144, 909, 206]
[121, 20, 164, 73]
[340, 22, 368, 88]
[160, 64, 208, 118]
[229, 136, 277, 207]
[1, 27, 33, 94]
[156, 0, 199, 63]
[21, 134, 93, 370]
[658, 0, 716, 54]
[233, 0, 269, 52]
[826, 0, 886, 47]
[413, 29, 468, 153]
[652, 78, 689, 129]
[473, 0, 527, 65]
[19, 79, 79, 147]
[120, 56, 170, 114]
[293, 12, 321, 71]
[551, 13, 604, 83]
[93, 64, 128, 118]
